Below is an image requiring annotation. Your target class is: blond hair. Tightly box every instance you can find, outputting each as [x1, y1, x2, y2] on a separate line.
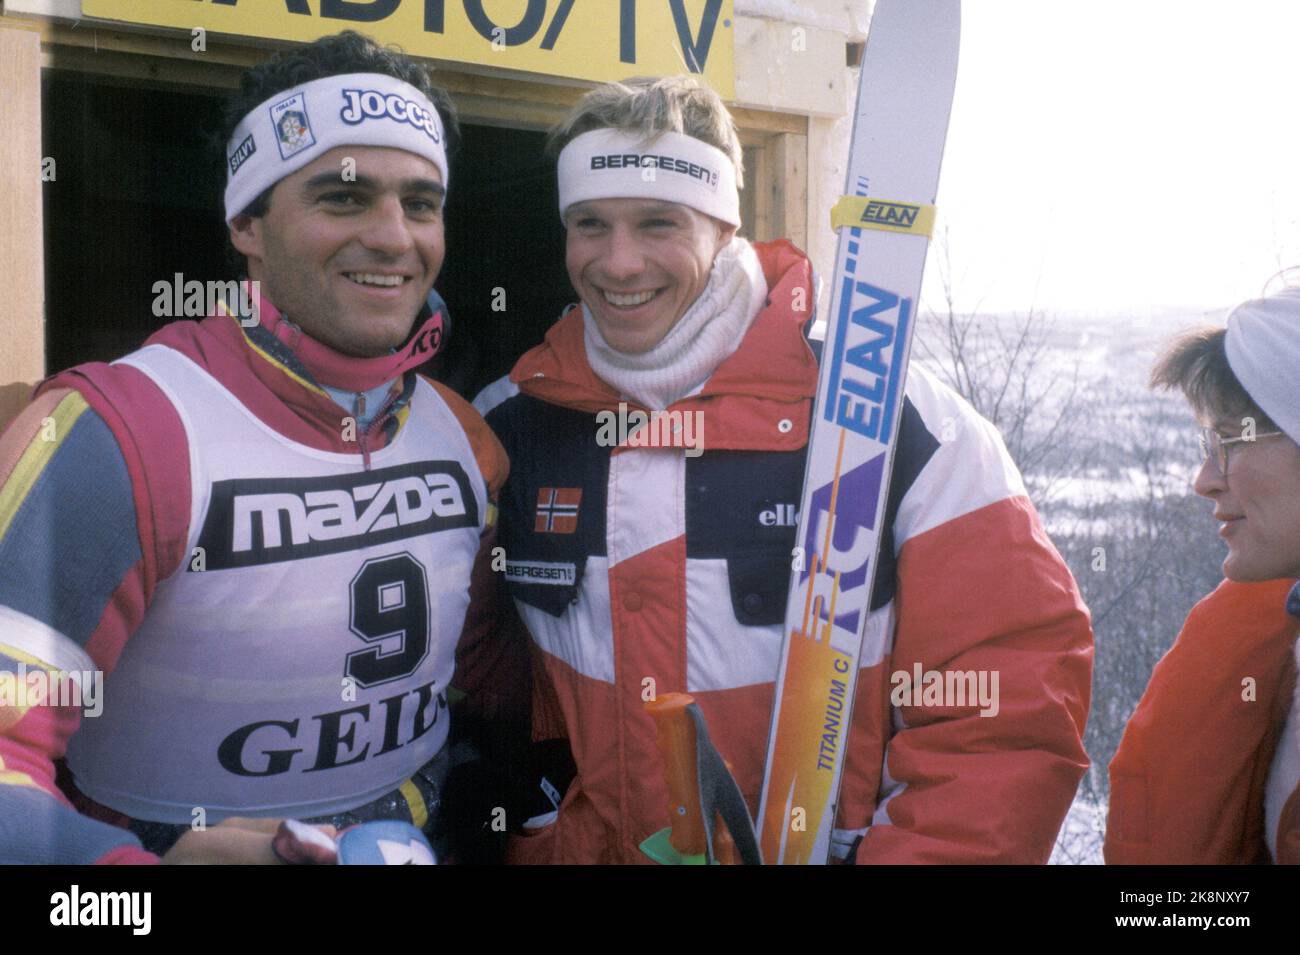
[548, 75, 744, 188]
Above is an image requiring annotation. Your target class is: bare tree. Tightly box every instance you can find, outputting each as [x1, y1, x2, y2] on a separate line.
[917, 229, 1092, 505]
[916, 236, 1223, 863]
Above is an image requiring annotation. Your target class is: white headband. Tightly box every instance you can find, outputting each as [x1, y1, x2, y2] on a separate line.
[224, 72, 449, 224]
[1225, 287, 1300, 445]
[556, 128, 740, 227]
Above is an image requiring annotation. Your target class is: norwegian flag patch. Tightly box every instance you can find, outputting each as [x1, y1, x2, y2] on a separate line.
[534, 487, 582, 534]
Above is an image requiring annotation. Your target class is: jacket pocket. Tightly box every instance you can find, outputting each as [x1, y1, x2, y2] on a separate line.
[725, 549, 792, 626]
[505, 772, 585, 865]
[506, 817, 559, 865]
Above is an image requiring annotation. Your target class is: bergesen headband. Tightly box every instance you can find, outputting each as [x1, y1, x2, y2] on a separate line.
[224, 72, 449, 224]
[557, 128, 740, 227]
[1225, 287, 1300, 445]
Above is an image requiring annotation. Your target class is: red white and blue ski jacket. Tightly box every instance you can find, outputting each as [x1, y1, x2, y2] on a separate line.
[477, 239, 1093, 864]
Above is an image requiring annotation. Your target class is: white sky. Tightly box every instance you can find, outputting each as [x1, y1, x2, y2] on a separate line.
[919, 0, 1300, 316]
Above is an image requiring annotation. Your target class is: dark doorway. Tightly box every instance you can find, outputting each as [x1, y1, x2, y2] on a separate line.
[430, 122, 571, 400]
[41, 72, 230, 374]
[40, 71, 569, 403]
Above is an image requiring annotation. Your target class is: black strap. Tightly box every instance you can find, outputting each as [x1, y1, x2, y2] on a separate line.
[686, 702, 763, 865]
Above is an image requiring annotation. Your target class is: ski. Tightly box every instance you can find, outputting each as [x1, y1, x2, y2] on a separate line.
[755, 0, 961, 865]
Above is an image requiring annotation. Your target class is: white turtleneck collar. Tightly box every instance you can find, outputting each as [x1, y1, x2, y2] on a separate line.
[581, 236, 769, 411]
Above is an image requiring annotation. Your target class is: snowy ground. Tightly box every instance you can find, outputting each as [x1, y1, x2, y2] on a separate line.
[1050, 796, 1106, 865]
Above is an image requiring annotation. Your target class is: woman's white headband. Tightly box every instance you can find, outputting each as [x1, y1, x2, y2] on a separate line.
[223, 72, 448, 224]
[557, 128, 740, 227]
[1225, 287, 1300, 445]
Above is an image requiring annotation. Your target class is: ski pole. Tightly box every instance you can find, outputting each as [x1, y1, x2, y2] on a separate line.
[641, 692, 758, 865]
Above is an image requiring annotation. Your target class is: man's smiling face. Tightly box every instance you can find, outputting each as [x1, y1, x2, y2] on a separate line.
[231, 145, 444, 357]
[564, 197, 734, 355]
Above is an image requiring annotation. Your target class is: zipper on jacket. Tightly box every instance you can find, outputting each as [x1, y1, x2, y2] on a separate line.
[354, 392, 372, 470]
[356, 383, 402, 472]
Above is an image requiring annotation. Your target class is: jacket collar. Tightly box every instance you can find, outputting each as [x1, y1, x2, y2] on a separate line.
[140, 287, 423, 455]
[243, 287, 445, 394]
[511, 239, 818, 451]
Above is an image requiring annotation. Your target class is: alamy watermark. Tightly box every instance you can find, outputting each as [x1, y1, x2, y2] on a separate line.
[50, 885, 150, 935]
[889, 664, 1000, 717]
[595, 402, 704, 458]
[152, 273, 260, 325]
[0, 664, 103, 718]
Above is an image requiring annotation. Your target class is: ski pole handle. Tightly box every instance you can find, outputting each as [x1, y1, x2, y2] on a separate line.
[646, 692, 708, 856]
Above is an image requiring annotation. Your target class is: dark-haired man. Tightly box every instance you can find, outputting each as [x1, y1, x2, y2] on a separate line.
[0, 31, 505, 863]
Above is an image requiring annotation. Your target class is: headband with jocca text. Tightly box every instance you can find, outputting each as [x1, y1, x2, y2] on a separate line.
[224, 72, 449, 224]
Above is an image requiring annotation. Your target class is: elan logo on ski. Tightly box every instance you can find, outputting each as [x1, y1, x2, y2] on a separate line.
[823, 280, 910, 443]
[860, 199, 921, 229]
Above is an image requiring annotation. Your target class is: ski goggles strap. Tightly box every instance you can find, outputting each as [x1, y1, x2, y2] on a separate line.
[830, 195, 937, 237]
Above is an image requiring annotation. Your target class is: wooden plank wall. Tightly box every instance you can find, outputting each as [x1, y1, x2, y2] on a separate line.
[0, 25, 46, 431]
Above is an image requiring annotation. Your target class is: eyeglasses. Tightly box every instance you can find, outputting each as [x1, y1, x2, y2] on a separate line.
[1197, 426, 1285, 476]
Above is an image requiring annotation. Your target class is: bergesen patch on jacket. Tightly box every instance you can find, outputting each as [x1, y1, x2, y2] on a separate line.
[504, 560, 578, 587]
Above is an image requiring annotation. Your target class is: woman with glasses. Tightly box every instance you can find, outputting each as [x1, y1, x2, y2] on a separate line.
[1106, 288, 1300, 864]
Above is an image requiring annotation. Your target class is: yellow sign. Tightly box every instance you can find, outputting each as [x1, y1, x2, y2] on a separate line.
[82, 0, 736, 97]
